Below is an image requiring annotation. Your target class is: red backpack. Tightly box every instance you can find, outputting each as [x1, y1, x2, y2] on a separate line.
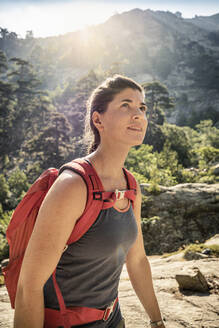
[3, 157, 137, 327]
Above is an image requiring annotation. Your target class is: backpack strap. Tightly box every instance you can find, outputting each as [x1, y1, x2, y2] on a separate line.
[59, 159, 137, 243]
[122, 167, 137, 209]
[59, 158, 106, 244]
[52, 158, 138, 328]
[52, 158, 106, 328]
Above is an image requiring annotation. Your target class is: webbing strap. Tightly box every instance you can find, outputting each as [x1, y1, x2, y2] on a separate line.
[52, 271, 71, 328]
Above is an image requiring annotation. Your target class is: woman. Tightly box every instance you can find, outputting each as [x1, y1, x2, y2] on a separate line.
[14, 75, 165, 328]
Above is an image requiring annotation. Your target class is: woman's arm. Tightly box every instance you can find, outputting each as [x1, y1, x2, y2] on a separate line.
[14, 169, 87, 328]
[126, 181, 165, 328]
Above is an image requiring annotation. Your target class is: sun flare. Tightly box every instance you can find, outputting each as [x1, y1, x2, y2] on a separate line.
[0, 1, 116, 38]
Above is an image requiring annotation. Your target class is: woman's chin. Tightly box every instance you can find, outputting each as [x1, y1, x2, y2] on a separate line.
[128, 139, 144, 147]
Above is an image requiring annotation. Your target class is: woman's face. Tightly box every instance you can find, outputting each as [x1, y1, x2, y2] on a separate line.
[94, 87, 148, 147]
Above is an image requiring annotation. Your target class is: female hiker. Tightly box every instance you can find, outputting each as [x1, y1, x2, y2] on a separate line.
[14, 75, 165, 328]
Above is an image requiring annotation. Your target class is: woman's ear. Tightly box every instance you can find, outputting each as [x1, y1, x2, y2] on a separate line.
[92, 111, 104, 132]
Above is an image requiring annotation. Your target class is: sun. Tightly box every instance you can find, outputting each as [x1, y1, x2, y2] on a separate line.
[0, 1, 116, 38]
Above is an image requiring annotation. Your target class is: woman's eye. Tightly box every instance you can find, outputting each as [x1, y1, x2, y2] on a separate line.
[122, 103, 129, 108]
[140, 106, 147, 112]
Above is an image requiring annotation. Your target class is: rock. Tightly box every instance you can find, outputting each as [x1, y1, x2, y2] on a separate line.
[1, 258, 9, 269]
[175, 268, 209, 292]
[205, 234, 219, 246]
[202, 248, 212, 255]
[184, 251, 209, 260]
[212, 164, 219, 176]
[140, 183, 219, 255]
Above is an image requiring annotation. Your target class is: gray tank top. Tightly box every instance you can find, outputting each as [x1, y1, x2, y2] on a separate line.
[44, 194, 138, 310]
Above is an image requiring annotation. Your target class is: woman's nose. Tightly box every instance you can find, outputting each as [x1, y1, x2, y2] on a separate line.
[132, 108, 144, 120]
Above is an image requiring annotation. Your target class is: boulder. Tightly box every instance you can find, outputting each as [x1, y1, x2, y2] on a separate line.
[184, 251, 209, 260]
[140, 183, 219, 254]
[175, 267, 209, 292]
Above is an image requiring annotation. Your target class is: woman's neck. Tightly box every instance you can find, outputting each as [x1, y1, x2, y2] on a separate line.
[86, 144, 130, 180]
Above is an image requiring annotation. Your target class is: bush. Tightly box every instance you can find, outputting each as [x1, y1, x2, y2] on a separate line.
[162, 123, 192, 167]
[8, 168, 30, 208]
[126, 143, 182, 187]
[0, 175, 9, 206]
[195, 146, 219, 169]
[0, 204, 11, 261]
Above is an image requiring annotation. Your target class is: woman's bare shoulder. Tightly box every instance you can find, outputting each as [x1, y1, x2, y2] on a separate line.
[48, 168, 88, 203]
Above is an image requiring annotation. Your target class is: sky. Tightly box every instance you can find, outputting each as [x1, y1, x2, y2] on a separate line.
[0, 0, 218, 38]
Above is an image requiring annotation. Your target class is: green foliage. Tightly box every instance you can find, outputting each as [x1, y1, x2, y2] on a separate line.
[25, 112, 74, 169]
[127, 170, 148, 184]
[0, 175, 9, 205]
[143, 121, 166, 152]
[0, 204, 11, 261]
[195, 146, 219, 168]
[146, 183, 161, 195]
[125, 143, 181, 187]
[194, 120, 219, 149]
[141, 216, 161, 224]
[142, 81, 175, 121]
[8, 168, 30, 208]
[162, 123, 192, 167]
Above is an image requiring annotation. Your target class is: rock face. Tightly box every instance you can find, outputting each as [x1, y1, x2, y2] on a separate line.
[140, 183, 219, 255]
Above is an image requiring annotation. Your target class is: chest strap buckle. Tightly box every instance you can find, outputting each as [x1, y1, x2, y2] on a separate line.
[115, 189, 125, 200]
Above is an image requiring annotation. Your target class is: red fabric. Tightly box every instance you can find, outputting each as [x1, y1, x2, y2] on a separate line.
[44, 297, 118, 328]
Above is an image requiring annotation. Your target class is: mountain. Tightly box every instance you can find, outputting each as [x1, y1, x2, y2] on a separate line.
[186, 13, 219, 31]
[1, 8, 219, 126]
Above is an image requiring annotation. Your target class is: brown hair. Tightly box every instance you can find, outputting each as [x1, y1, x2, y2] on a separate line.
[84, 74, 144, 154]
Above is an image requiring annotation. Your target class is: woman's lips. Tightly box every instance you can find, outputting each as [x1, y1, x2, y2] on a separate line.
[127, 126, 142, 131]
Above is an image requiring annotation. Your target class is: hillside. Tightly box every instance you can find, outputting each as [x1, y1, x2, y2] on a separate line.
[1, 8, 219, 126]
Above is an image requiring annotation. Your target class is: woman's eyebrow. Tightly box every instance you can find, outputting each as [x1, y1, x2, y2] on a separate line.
[121, 99, 146, 106]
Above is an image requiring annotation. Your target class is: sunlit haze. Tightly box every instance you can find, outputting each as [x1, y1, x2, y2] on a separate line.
[0, 0, 218, 38]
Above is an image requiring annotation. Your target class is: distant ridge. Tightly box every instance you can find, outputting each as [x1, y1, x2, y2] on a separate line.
[1, 8, 219, 126]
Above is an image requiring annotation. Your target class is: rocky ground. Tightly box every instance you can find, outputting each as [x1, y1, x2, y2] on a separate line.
[1, 250, 219, 328]
[119, 255, 219, 328]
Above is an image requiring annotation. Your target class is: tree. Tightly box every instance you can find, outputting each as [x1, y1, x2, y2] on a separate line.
[25, 30, 34, 39]
[0, 28, 9, 40]
[143, 121, 166, 152]
[0, 175, 9, 207]
[0, 50, 7, 73]
[55, 70, 101, 138]
[6, 57, 46, 154]
[0, 51, 17, 161]
[195, 120, 219, 149]
[9, 57, 42, 106]
[142, 81, 174, 123]
[0, 28, 9, 51]
[8, 168, 30, 208]
[25, 112, 73, 169]
[8, 32, 18, 40]
[162, 123, 193, 167]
